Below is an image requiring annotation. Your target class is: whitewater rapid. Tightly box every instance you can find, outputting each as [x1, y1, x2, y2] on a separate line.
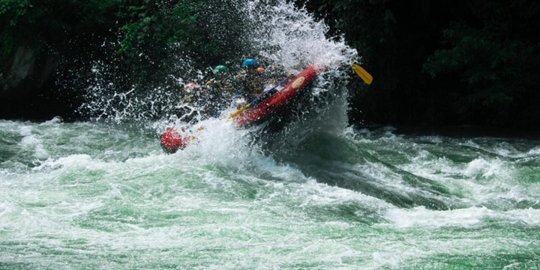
[1, 0, 539, 269]
[1, 119, 539, 269]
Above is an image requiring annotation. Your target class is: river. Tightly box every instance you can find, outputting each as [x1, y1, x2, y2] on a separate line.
[1, 0, 539, 269]
[1, 118, 539, 269]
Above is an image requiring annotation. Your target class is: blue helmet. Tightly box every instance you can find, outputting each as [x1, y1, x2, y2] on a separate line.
[241, 58, 258, 69]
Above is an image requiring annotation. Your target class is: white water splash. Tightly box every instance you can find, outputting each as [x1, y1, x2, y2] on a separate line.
[79, 0, 358, 127]
[246, 0, 357, 71]
[385, 206, 540, 229]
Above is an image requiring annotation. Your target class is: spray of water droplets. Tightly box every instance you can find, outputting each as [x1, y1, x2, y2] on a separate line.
[78, 0, 359, 137]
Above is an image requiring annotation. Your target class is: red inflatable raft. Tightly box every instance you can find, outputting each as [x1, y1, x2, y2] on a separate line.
[160, 127, 190, 153]
[161, 65, 321, 153]
[233, 65, 320, 127]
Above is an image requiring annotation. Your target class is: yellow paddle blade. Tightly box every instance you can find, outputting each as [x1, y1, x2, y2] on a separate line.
[352, 63, 373, 85]
[229, 104, 250, 119]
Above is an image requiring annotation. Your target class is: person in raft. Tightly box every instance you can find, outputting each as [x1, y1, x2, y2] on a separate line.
[206, 58, 292, 111]
[233, 58, 292, 107]
[204, 64, 238, 115]
[234, 58, 265, 100]
[202, 58, 265, 110]
[234, 58, 295, 109]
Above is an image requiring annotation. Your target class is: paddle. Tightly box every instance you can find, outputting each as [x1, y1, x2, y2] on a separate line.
[352, 63, 373, 85]
[229, 84, 281, 119]
[229, 103, 250, 119]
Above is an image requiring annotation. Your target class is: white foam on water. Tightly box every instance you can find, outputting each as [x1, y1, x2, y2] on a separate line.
[2, 122, 539, 269]
[18, 125, 50, 160]
[290, 179, 392, 210]
[527, 145, 540, 156]
[385, 206, 540, 229]
[464, 157, 509, 179]
[389, 135, 540, 210]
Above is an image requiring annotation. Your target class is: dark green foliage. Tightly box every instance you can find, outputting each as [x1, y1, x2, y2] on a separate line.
[2, 0, 540, 128]
[0, 0, 249, 119]
[116, 1, 200, 57]
[111, 0, 249, 90]
[0, 1, 38, 66]
[0, 0, 119, 53]
[300, 0, 540, 130]
[423, 1, 540, 127]
[0, 0, 247, 77]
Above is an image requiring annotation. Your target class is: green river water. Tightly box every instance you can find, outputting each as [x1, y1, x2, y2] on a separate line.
[1, 118, 539, 269]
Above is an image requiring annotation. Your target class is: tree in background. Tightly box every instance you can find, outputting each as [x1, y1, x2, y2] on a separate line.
[298, 0, 540, 129]
[114, 0, 249, 89]
[1, 0, 122, 119]
[0, 0, 249, 120]
[423, 0, 540, 128]
[2, 0, 539, 128]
